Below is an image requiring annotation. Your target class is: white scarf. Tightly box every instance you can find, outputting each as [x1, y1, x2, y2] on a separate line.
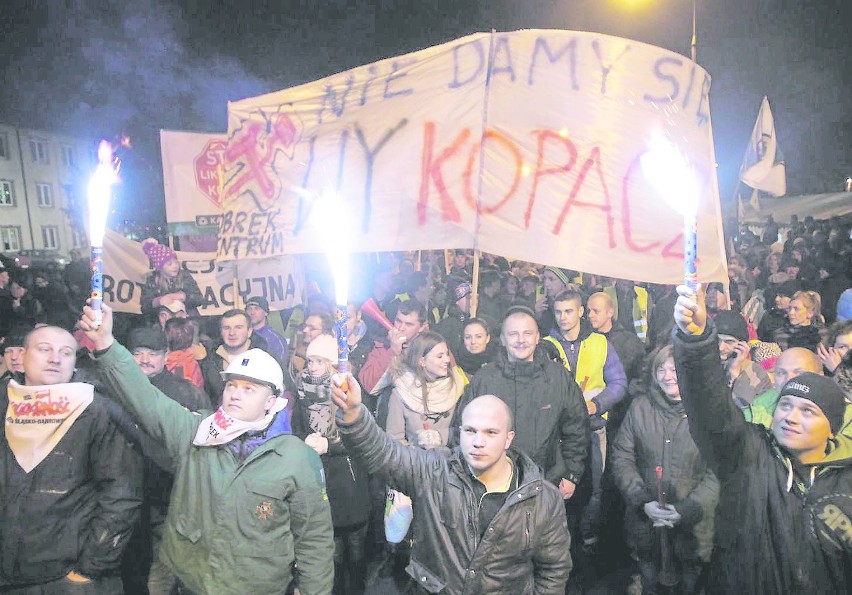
[394, 368, 464, 414]
[5, 380, 94, 473]
[192, 397, 288, 446]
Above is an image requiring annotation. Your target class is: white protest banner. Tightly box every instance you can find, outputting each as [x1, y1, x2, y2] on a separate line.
[218, 30, 727, 285]
[101, 231, 302, 315]
[160, 130, 227, 233]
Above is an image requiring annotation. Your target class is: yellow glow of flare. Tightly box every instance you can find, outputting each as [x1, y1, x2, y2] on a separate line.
[87, 141, 119, 246]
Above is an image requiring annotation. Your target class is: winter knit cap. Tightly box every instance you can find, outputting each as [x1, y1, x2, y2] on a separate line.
[778, 372, 846, 434]
[245, 296, 270, 313]
[454, 282, 473, 301]
[714, 310, 749, 342]
[306, 334, 338, 364]
[543, 266, 575, 291]
[128, 326, 167, 352]
[750, 341, 782, 371]
[142, 238, 178, 271]
[837, 288, 852, 321]
[502, 304, 537, 322]
[1, 325, 28, 352]
[774, 279, 800, 298]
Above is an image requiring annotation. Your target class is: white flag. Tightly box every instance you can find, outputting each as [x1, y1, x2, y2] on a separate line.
[739, 96, 786, 197]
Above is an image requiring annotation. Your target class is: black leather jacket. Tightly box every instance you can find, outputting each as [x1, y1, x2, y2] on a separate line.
[340, 405, 572, 594]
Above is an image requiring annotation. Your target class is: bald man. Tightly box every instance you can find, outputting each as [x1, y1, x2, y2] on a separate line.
[333, 380, 572, 594]
[744, 348, 852, 438]
[0, 326, 142, 593]
[587, 292, 645, 394]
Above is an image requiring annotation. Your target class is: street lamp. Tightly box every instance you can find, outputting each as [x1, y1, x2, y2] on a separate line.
[614, 0, 699, 62]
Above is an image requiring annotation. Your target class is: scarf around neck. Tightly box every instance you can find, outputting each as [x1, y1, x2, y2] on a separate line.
[298, 369, 339, 439]
[394, 368, 464, 415]
[192, 397, 288, 447]
[5, 379, 94, 473]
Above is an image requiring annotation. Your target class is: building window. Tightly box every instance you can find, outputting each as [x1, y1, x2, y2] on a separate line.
[1, 226, 22, 252]
[0, 180, 14, 206]
[29, 138, 49, 164]
[61, 144, 76, 167]
[41, 226, 59, 250]
[36, 183, 53, 207]
[0, 134, 8, 159]
[61, 183, 75, 206]
[72, 228, 86, 248]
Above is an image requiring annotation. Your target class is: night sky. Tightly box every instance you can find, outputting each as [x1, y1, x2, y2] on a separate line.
[2, 0, 849, 225]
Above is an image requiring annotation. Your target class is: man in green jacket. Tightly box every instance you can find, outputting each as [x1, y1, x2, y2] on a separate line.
[79, 304, 334, 595]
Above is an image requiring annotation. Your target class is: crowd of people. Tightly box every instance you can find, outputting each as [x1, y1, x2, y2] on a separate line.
[0, 213, 850, 594]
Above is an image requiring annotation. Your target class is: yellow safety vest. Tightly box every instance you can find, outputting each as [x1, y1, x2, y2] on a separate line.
[603, 286, 649, 343]
[543, 333, 607, 393]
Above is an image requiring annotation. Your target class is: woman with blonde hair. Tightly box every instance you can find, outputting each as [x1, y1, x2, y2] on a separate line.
[775, 290, 823, 352]
[384, 331, 465, 449]
[292, 335, 370, 594]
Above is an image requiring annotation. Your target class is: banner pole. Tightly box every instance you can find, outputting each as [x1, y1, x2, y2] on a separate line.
[470, 250, 481, 318]
[467, 29, 496, 320]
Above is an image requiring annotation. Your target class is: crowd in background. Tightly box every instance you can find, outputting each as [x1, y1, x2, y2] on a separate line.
[0, 211, 850, 594]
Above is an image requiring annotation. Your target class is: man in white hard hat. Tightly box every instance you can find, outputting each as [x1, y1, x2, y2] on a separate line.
[77, 304, 334, 595]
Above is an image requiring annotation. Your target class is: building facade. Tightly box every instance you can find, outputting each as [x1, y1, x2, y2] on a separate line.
[0, 123, 91, 259]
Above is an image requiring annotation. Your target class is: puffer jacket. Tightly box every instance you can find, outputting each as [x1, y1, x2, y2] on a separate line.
[451, 346, 590, 486]
[95, 342, 334, 595]
[674, 324, 852, 594]
[339, 405, 572, 594]
[610, 383, 718, 562]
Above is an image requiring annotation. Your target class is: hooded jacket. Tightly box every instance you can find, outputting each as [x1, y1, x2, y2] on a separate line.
[94, 342, 334, 595]
[610, 381, 719, 562]
[451, 345, 590, 486]
[339, 405, 572, 594]
[673, 324, 852, 594]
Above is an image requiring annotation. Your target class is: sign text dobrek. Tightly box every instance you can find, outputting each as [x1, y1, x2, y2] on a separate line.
[216, 30, 727, 286]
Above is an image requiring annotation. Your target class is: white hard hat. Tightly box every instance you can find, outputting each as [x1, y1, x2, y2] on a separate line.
[220, 349, 283, 394]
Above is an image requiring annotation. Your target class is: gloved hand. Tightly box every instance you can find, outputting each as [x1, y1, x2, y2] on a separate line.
[644, 501, 682, 528]
[304, 432, 329, 455]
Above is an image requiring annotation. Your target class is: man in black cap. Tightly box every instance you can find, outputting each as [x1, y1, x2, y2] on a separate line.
[128, 326, 210, 593]
[129, 327, 210, 412]
[0, 325, 29, 382]
[673, 285, 852, 594]
[245, 296, 289, 366]
[714, 310, 772, 406]
[536, 266, 576, 333]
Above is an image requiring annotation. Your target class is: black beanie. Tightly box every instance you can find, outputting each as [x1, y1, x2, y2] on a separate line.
[778, 372, 847, 434]
[128, 326, 167, 352]
[713, 311, 749, 342]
